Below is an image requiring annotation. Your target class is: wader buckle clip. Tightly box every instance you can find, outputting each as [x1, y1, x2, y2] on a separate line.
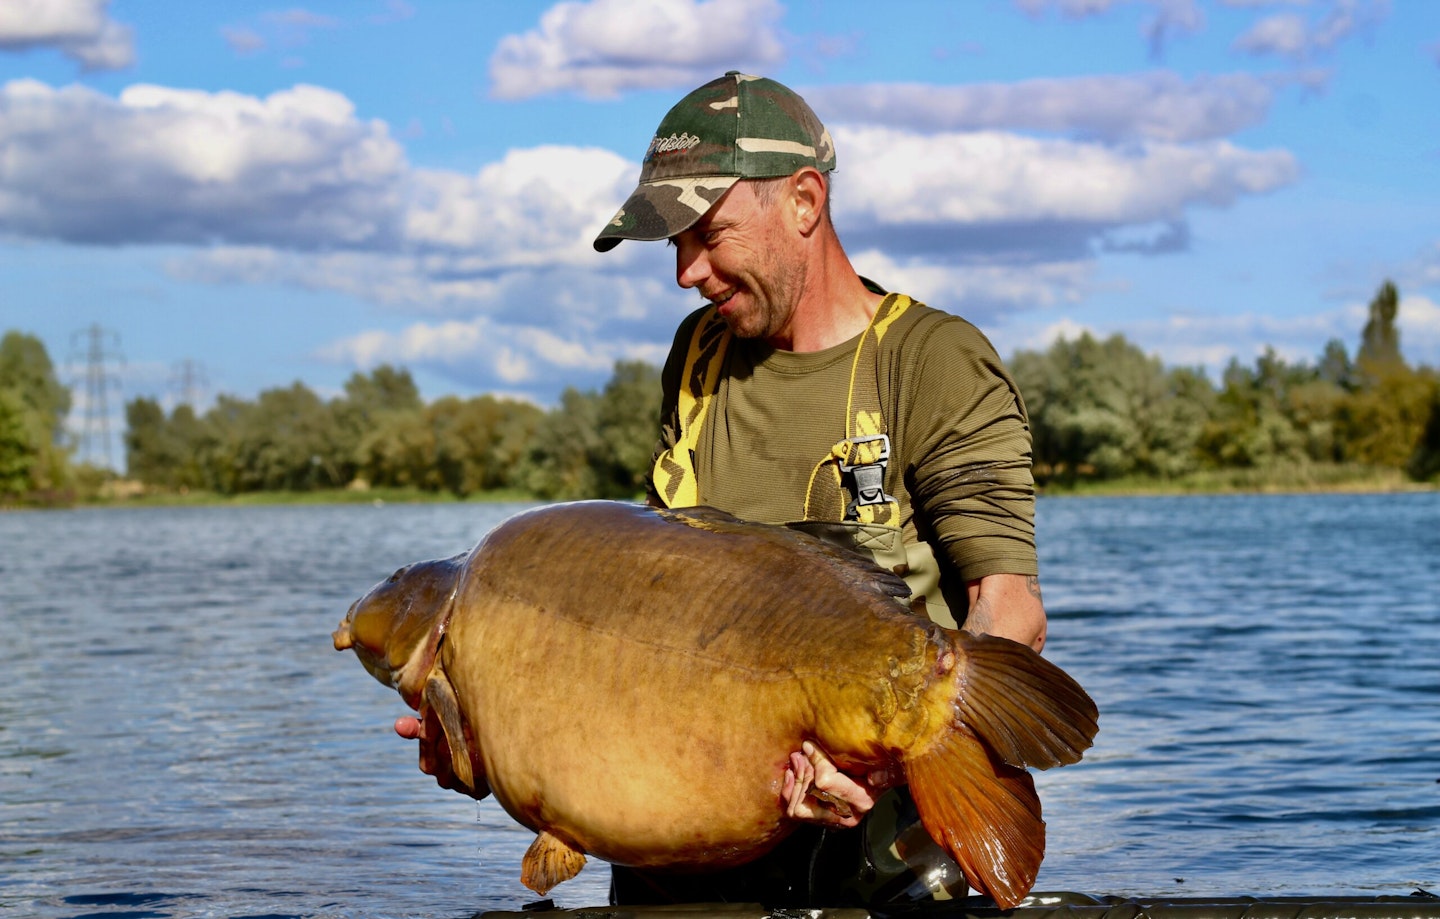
[839, 434, 895, 519]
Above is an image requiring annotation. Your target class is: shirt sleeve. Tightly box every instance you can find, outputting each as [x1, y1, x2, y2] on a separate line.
[901, 316, 1038, 581]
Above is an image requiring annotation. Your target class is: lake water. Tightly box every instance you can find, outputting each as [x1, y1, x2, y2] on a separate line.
[1, 493, 1436, 918]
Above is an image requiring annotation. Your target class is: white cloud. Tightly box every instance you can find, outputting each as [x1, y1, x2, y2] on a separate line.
[0, 80, 635, 269]
[1083, 305, 1363, 377]
[849, 249, 1099, 317]
[805, 72, 1276, 143]
[0, 80, 406, 247]
[1397, 294, 1440, 366]
[1232, 0, 1388, 60]
[404, 145, 636, 263]
[317, 296, 676, 397]
[1153, 292, 1439, 372]
[987, 291, 1440, 378]
[221, 25, 267, 56]
[0, 0, 134, 70]
[1012, 0, 1206, 56]
[488, 0, 785, 100]
[1413, 241, 1440, 289]
[832, 126, 1298, 234]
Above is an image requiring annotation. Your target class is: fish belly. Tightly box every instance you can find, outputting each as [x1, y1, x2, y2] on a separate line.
[445, 601, 815, 869]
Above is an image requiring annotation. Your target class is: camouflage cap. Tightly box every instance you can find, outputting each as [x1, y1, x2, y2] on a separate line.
[593, 72, 835, 252]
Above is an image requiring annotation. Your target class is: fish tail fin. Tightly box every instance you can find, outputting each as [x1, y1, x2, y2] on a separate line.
[905, 727, 1042, 910]
[950, 631, 1099, 771]
[900, 632, 1098, 908]
[521, 831, 587, 895]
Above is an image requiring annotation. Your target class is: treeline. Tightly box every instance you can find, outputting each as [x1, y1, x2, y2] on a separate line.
[2, 280, 1437, 506]
[1011, 281, 1439, 483]
[124, 361, 662, 501]
[0, 330, 72, 500]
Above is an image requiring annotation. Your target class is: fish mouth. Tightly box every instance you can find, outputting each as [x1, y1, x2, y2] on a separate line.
[332, 600, 359, 650]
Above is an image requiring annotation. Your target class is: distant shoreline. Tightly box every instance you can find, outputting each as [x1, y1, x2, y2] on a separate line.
[1037, 464, 1435, 498]
[5, 465, 1433, 511]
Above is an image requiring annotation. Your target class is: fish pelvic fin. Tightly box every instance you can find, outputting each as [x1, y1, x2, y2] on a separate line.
[950, 632, 1099, 770]
[906, 727, 1042, 910]
[422, 673, 487, 798]
[520, 831, 587, 896]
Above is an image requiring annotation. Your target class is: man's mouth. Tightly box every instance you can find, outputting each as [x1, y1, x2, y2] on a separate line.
[708, 290, 735, 309]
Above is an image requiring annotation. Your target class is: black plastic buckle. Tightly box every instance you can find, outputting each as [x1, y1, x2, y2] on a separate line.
[839, 434, 895, 519]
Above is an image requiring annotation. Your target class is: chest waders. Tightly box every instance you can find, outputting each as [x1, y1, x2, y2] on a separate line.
[644, 293, 967, 907]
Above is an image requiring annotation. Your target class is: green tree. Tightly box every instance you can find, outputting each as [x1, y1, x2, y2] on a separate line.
[1357, 280, 1401, 371]
[1011, 333, 1211, 480]
[124, 397, 171, 484]
[520, 386, 608, 500]
[1317, 338, 1353, 389]
[428, 395, 544, 495]
[335, 365, 425, 487]
[165, 404, 212, 490]
[0, 331, 73, 498]
[0, 331, 71, 435]
[212, 382, 348, 492]
[125, 399, 216, 489]
[1199, 351, 1307, 468]
[1407, 379, 1440, 482]
[356, 409, 440, 489]
[0, 389, 39, 497]
[597, 360, 662, 493]
[1334, 280, 1436, 470]
[1338, 364, 1435, 468]
[518, 360, 661, 500]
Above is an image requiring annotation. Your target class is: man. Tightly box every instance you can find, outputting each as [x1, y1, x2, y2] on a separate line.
[398, 71, 1045, 907]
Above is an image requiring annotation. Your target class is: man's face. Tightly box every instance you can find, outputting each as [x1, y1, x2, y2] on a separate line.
[669, 179, 802, 343]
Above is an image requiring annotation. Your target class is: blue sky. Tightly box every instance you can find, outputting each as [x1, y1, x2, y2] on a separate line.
[2, 0, 1438, 467]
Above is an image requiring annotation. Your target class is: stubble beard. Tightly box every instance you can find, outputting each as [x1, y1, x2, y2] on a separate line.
[725, 250, 803, 343]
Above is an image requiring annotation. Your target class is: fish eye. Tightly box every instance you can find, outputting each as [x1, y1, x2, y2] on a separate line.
[387, 566, 407, 583]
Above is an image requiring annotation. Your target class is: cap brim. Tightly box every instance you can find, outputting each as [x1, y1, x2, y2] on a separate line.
[593, 176, 740, 252]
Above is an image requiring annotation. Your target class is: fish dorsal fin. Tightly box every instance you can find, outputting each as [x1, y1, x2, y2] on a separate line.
[663, 505, 911, 606]
[520, 831, 587, 895]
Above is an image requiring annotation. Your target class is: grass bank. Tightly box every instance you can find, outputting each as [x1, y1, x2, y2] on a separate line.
[69, 484, 541, 509]
[10, 464, 1433, 510]
[1039, 463, 1433, 497]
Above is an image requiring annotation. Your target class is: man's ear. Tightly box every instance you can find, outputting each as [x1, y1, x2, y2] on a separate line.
[791, 167, 827, 236]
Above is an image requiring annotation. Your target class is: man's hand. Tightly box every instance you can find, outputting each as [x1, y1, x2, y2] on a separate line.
[394, 711, 484, 799]
[781, 741, 893, 828]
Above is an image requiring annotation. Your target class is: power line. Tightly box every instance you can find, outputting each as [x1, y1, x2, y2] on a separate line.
[69, 324, 124, 469]
[169, 359, 209, 411]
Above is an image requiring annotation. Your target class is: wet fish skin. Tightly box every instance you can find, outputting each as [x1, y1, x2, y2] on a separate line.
[333, 500, 1098, 908]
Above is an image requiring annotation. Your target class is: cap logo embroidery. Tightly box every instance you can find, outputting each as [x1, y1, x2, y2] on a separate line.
[646, 132, 701, 161]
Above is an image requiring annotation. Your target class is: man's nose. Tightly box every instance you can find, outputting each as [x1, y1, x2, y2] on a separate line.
[674, 237, 708, 290]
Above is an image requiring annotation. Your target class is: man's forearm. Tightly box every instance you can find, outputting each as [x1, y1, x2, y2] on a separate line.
[964, 572, 1047, 651]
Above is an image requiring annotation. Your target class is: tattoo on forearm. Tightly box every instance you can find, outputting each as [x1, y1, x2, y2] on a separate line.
[1026, 575, 1042, 602]
[966, 595, 994, 635]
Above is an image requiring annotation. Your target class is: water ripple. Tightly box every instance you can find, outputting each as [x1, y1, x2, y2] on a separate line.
[1, 495, 1435, 915]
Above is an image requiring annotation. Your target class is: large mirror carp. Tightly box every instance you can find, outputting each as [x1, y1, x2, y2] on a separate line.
[332, 501, 1098, 908]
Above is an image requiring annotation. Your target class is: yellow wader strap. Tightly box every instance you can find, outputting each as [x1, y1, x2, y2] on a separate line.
[652, 306, 730, 508]
[652, 294, 912, 520]
[803, 293, 913, 524]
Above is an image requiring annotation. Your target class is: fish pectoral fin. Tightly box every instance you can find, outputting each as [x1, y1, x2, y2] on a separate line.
[906, 727, 1042, 910]
[520, 831, 587, 895]
[422, 673, 483, 795]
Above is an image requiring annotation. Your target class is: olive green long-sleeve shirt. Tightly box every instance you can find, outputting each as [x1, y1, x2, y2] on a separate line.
[649, 294, 1038, 603]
